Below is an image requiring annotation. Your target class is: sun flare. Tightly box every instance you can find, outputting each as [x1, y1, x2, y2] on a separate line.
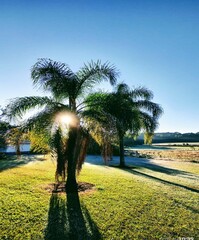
[59, 115, 72, 125]
[55, 112, 77, 127]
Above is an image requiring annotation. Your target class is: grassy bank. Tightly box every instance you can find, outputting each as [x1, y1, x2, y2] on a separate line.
[0, 156, 199, 239]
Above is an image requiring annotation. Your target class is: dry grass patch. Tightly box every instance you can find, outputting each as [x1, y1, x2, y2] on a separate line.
[137, 149, 199, 162]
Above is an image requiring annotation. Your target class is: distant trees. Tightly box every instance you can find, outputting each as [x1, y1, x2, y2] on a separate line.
[148, 132, 199, 143]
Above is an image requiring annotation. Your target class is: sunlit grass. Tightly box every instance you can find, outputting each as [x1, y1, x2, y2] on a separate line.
[0, 156, 198, 239]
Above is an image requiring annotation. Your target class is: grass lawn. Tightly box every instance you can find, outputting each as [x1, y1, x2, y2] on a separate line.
[0, 155, 199, 239]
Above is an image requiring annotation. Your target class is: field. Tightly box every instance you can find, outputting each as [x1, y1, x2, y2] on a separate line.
[126, 143, 199, 163]
[0, 154, 199, 239]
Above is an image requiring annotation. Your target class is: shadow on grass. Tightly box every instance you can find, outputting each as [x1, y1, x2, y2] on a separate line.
[45, 192, 101, 240]
[115, 167, 199, 194]
[86, 155, 198, 181]
[126, 145, 173, 151]
[173, 199, 199, 214]
[110, 157, 199, 180]
[0, 154, 46, 172]
[134, 159, 190, 175]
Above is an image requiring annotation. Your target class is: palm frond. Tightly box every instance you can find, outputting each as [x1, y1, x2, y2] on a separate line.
[139, 111, 159, 132]
[50, 127, 67, 182]
[31, 58, 76, 99]
[5, 96, 54, 120]
[76, 128, 89, 174]
[85, 118, 117, 163]
[76, 60, 119, 96]
[131, 87, 153, 100]
[115, 83, 130, 94]
[135, 100, 163, 118]
[144, 132, 154, 145]
[80, 92, 108, 112]
[22, 109, 53, 131]
[22, 104, 70, 131]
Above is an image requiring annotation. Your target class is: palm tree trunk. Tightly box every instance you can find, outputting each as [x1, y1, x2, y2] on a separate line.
[16, 142, 21, 158]
[69, 98, 76, 111]
[65, 126, 78, 193]
[119, 135, 125, 167]
[66, 99, 79, 193]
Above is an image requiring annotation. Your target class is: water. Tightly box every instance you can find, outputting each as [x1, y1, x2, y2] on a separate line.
[0, 143, 30, 153]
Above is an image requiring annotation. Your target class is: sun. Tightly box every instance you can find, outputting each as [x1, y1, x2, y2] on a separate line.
[55, 112, 78, 127]
[59, 114, 72, 125]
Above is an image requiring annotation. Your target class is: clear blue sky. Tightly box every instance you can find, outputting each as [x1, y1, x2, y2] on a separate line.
[0, 0, 199, 133]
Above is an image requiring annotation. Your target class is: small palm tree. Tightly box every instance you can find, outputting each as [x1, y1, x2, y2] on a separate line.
[5, 59, 119, 192]
[5, 127, 28, 157]
[84, 83, 163, 167]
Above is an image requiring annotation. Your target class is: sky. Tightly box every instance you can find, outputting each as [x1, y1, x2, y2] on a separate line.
[0, 0, 199, 133]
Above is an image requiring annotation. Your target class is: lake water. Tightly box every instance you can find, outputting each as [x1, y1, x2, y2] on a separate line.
[0, 143, 30, 153]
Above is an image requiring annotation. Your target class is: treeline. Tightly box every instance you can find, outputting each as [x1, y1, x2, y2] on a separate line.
[131, 132, 199, 145]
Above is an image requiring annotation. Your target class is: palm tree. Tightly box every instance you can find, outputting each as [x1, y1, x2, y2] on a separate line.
[5, 59, 119, 192]
[5, 127, 28, 157]
[83, 83, 163, 167]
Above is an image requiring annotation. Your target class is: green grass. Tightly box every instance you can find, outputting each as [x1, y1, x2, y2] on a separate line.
[0, 156, 199, 239]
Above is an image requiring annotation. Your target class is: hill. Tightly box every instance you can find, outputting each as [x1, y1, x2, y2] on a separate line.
[125, 132, 199, 145]
[152, 132, 199, 143]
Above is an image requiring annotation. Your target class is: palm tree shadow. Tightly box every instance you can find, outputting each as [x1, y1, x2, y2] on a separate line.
[111, 157, 198, 180]
[120, 168, 199, 194]
[45, 192, 101, 240]
[0, 154, 46, 172]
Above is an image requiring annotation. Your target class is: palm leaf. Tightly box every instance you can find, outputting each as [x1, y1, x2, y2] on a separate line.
[131, 87, 153, 100]
[31, 58, 76, 99]
[76, 60, 119, 97]
[135, 100, 163, 118]
[139, 111, 159, 132]
[5, 96, 54, 120]
[22, 104, 70, 131]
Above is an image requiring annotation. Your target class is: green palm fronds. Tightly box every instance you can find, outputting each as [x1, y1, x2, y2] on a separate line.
[83, 83, 163, 166]
[77, 60, 119, 90]
[50, 126, 67, 182]
[5, 96, 54, 119]
[31, 58, 119, 105]
[4, 58, 163, 188]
